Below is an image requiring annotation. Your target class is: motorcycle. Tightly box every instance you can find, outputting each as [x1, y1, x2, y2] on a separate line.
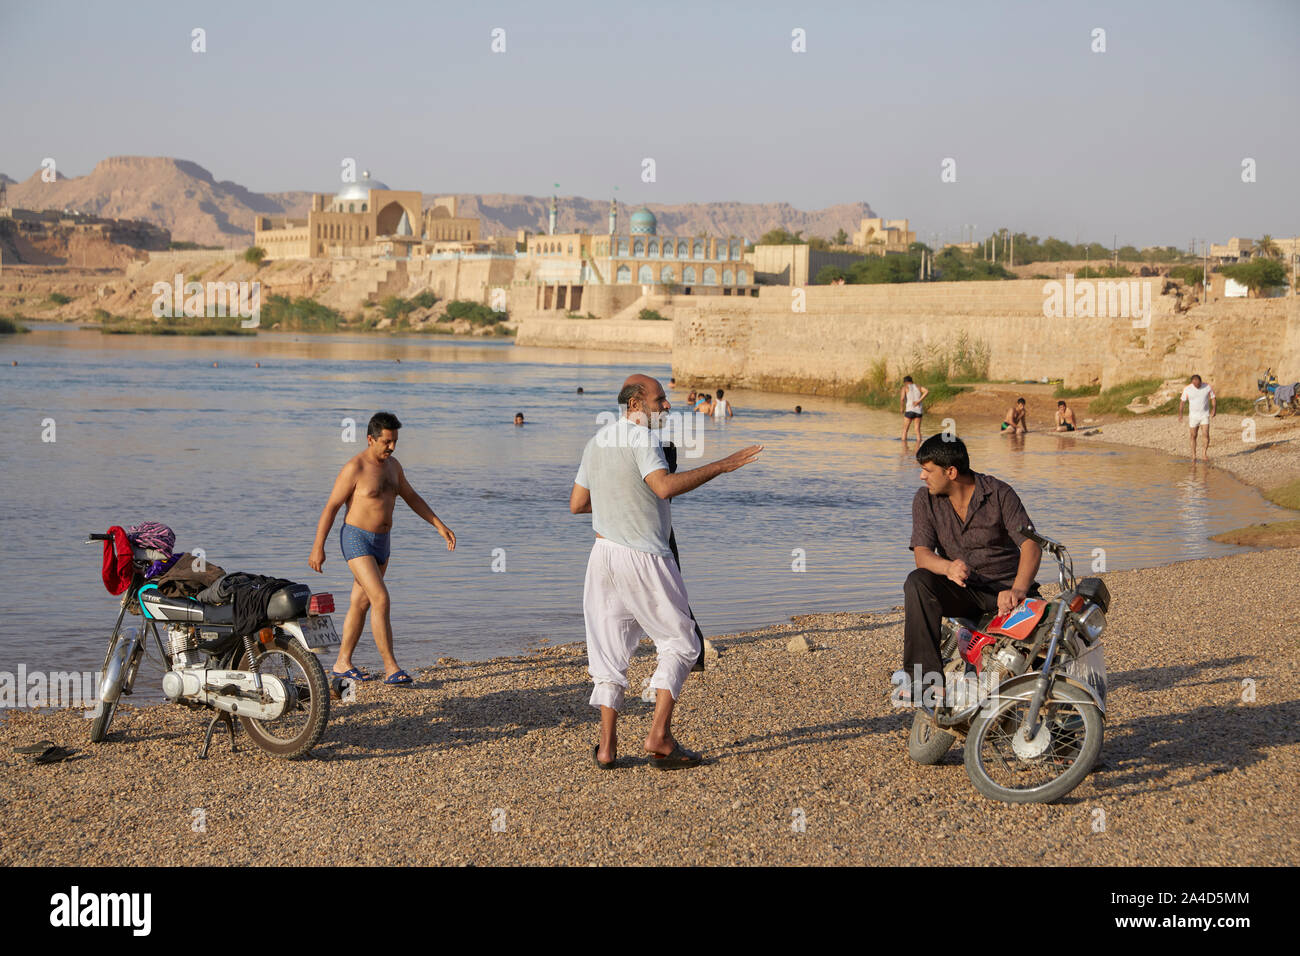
[87, 532, 339, 759]
[905, 527, 1111, 804]
[1254, 368, 1299, 417]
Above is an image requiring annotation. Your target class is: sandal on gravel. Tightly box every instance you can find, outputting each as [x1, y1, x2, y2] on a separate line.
[649, 743, 702, 770]
[332, 666, 373, 682]
[28, 745, 78, 765]
[382, 669, 414, 686]
[14, 740, 57, 755]
[592, 745, 620, 770]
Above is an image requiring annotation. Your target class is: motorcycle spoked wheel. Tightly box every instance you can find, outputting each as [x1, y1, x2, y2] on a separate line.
[908, 711, 958, 764]
[963, 679, 1103, 804]
[234, 638, 329, 759]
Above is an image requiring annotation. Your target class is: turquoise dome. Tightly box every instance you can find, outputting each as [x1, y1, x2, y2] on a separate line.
[630, 207, 657, 235]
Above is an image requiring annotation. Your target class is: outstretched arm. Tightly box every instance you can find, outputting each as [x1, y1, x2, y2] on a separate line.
[397, 462, 456, 550]
[309, 460, 358, 572]
[643, 444, 763, 500]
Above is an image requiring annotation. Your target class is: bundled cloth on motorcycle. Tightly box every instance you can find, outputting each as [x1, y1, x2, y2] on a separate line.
[101, 526, 134, 595]
[1274, 384, 1296, 406]
[154, 553, 225, 598]
[196, 572, 298, 637]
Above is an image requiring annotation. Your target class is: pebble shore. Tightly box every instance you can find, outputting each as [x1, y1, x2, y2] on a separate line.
[2, 547, 1296, 866]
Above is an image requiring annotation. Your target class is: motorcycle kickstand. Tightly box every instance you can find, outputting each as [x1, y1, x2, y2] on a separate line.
[199, 711, 238, 759]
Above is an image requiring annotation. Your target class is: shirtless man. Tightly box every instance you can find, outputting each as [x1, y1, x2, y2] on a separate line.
[1001, 398, 1028, 435]
[308, 411, 456, 685]
[1054, 400, 1077, 432]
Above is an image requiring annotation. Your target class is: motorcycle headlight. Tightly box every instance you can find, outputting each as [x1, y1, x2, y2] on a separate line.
[1077, 605, 1106, 642]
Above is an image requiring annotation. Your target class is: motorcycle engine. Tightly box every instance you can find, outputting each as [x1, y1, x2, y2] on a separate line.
[166, 624, 203, 668]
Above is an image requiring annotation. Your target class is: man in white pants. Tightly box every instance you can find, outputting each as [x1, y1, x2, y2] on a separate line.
[1178, 373, 1216, 461]
[569, 373, 762, 769]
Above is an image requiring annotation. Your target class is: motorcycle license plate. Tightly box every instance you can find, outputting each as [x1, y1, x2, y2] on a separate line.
[297, 616, 340, 650]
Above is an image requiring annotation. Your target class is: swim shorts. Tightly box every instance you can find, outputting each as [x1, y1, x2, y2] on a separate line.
[1062, 422, 1075, 432]
[340, 523, 391, 565]
[904, 411, 922, 420]
[1188, 413, 1210, 428]
[1000, 422, 1011, 431]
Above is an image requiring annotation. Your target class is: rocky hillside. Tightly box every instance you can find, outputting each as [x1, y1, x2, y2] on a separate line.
[2, 156, 878, 246]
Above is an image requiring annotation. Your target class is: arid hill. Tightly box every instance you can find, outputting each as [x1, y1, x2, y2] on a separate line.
[2, 156, 878, 247]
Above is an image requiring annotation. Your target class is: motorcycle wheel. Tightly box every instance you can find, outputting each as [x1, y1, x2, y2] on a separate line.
[235, 638, 329, 759]
[908, 710, 957, 764]
[90, 631, 142, 743]
[963, 678, 1103, 804]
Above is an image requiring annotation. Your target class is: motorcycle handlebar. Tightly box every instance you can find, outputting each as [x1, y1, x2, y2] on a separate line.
[1019, 525, 1058, 552]
[86, 533, 109, 542]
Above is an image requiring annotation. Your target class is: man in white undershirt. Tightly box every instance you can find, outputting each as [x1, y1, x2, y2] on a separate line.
[1178, 373, 1216, 461]
[712, 388, 734, 420]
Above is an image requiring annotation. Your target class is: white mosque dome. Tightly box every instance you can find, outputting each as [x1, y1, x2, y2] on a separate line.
[334, 171, 389, 202]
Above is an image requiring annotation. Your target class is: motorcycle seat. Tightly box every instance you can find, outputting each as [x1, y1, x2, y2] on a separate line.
[139, 588, 233, 625]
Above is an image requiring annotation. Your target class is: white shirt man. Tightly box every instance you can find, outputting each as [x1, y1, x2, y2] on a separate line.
[1178, 375, 1216, 461]
[569, 374, 761, 770]
[712, 389, 733, 419]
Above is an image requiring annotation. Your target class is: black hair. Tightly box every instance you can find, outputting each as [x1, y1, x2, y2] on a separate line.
[716, 388, 724, 398]
[1057, 400, 1066, 407]
[514, 411, 524, 418]
[1016, 397, 1026, 405]
[903, 375, 913, 383]
[916, 434, 972, 475]
[1190, 373, 1202, 383]
[367, 411, 402, 438]
[617, 381, 644, 406]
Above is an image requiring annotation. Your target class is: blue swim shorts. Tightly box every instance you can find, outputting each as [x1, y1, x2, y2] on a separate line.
[340, 523, 391, 565]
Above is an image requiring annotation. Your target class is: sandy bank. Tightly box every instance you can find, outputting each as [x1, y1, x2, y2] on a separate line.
[2, 547, 1296, 867]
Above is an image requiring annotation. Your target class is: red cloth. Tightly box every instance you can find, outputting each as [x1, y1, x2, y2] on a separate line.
[102, 526, 134, 595]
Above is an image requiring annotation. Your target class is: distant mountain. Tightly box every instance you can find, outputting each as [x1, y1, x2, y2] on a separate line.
[4, 156, 879, 246]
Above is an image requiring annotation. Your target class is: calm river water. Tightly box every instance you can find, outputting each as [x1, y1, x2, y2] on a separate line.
[0, 326, 1289, 692]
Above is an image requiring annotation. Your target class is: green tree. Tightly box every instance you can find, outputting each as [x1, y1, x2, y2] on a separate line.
[243, 245, 267, 266]
[832, 228, 849, 246]
[1255, 235, 1279, 259]
[756, 228, 805, 246]
[1220, 259, 1287, 296]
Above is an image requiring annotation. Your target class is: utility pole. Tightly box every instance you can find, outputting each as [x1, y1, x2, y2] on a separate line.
[1113, 233, 1118, 272]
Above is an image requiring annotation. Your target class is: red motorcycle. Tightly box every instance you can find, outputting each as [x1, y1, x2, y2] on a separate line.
[906, 527, 1110, 803]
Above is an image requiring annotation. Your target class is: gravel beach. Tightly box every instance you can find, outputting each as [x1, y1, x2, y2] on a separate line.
[2, 546, 1296, 867]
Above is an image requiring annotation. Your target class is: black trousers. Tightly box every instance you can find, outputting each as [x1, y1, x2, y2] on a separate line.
[902, 568, 1004, 682]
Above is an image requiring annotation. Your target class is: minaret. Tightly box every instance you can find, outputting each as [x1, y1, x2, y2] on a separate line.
[548, 195, 557, 236]
[608, 197, 617, 235]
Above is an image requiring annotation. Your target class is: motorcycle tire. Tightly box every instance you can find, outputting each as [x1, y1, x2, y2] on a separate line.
[90, 631, 143, 743]
[907, 710, 957, 764]
[235, 637, 329, 759]
[963, 678, 1103, 804]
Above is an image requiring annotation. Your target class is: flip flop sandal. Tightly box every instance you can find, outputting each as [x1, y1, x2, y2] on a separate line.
[332, 666, 373, 682]
[650, 743, 702, 770]
[592, 745, 619, 770]
[14, 740, 57, 755]
[28, 745, 78, 765]
[382, 669, 414, 686]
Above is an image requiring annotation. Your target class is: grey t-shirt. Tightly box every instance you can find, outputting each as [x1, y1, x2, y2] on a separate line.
[574, 417, 673, 556]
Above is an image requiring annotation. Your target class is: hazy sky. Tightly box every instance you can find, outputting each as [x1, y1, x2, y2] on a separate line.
[2, 0, 1297, 247]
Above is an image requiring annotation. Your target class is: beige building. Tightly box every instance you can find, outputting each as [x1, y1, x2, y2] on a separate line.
[520, 204, 755, 313]
[852, 217, 915, 254]
[253, 172, 480, 260]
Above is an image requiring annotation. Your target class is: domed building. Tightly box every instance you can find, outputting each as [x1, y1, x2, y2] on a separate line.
[253, 169, 480, 260]
[630, 207, 657, 236]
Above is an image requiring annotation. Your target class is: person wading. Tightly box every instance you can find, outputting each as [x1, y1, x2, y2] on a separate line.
[308, 412, 456, 686]
[569, 374, 761, 768]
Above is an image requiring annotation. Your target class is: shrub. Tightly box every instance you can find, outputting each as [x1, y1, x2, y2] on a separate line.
[259, 294, 344, 331]
[444, 299, 504, 326]
[1054, 383, 1101, 398]
[845, 336, 989, 409]
[48, 292, 72, 306]
[1087, 379, 1163, 416]
[639, 308, 668, 321]
[0, 316, 30, 334]
[242, 246, 267, 266]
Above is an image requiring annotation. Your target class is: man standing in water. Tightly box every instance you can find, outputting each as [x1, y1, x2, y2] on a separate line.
[1178, 373, 1216, 461]
[309, 412, 456, 685]
[900, 375, 928, 442]
[570, 374, 761, 769]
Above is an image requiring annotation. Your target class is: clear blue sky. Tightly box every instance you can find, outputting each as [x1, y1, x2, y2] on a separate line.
[2, 0, 1297, 248]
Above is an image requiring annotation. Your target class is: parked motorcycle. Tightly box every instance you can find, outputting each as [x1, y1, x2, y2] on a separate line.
[906, 527, 1111, 804]
[1254, 368, 1299, 417]
[88, 532, 339, 758]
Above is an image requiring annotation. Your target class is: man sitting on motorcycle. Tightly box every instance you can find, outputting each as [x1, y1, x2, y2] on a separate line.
[899, 435, 1043, 706]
